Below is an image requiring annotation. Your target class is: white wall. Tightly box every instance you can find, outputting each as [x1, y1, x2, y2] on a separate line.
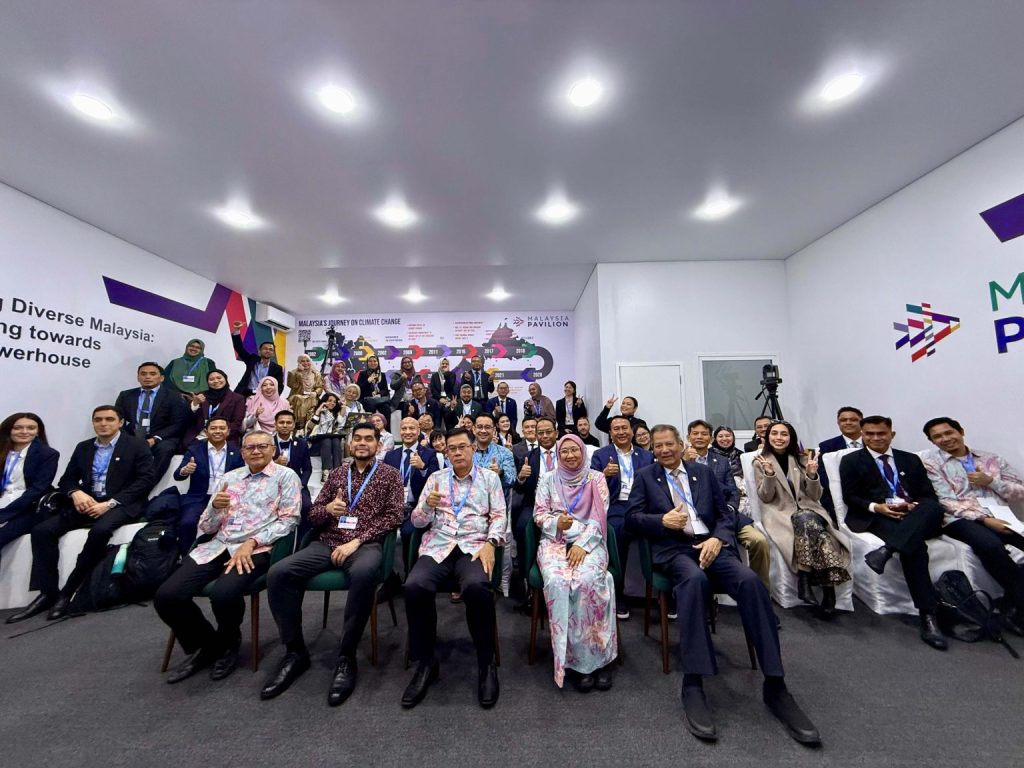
[786, 116, 1024, 468]
[0, 182, 257, 457]
[573, 267, 602, 431]
[588, 260, 790, 431]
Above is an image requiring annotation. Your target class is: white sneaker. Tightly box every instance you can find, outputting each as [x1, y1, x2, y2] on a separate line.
[667, 611, 678, 621]
[616, 608, 631, 621]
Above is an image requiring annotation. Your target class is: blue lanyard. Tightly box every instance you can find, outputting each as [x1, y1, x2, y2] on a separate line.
[184, 355, 205, 375]
[556, 478, 586, 517]
[347, 460, 379, 513]
[665, 468, 695, 508]
[2, 451, 22, 493]
[959, 454, 977, 473]
[448, 468, 477, 517]
[617, 451, 634, 484]
[208, 403, 220, 416]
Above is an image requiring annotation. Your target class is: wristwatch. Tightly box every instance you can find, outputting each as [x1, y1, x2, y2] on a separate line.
[486, 537, 499, 548]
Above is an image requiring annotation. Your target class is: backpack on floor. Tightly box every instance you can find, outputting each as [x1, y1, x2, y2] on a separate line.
[124, 522, 179, 600]
[934, 569, 1018, 659]
[69, 543, 128, 613]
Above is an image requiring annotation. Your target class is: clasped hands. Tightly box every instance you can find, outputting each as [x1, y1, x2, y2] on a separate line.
[70, 491, 113, 518]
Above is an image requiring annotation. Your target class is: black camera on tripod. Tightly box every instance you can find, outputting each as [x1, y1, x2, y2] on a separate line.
[760, 364, 781, 391]
[755, 363, 784, 420]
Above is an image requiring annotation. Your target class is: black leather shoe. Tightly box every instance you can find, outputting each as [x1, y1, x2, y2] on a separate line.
[478, 663, 499, 709]
[797, 572, 818, 605]
[5, 593, 56, 624]
[1002, 609, 1024, 638]
[401, 660, 439, 709]
[328, 656, 358, 707]
[260, 652, 311, 700]
[46, 595, 73, 621]
[919, 613, 948, 650]
[573, 672, 595, 693]
[764, 686, 822, 745]
[595, 665, 614, 691]
[818, 586, 837, 618]
[209, 647, 239, 681]
[681, 685, 717, 741]
[167, 648, 217, 684]
[864, 545, 893, 575]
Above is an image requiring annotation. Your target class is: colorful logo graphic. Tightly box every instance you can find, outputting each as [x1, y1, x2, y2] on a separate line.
[980, 192, 1024, 243]
[893, 302, 961, 362]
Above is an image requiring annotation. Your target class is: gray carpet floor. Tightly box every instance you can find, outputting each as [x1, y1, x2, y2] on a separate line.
[1, 594, 1021, 768]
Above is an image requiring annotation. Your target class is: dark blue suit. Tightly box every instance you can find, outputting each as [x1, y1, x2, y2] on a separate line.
[274, 436, 313, 536]
[0, 440, 60, 554]
[485, 396, 518, 432]
[591, 444, 653, 593]
[385, 444, 439, 568]
[401, 397, 443, 427]
[626, 461, 781, 677]
[173, 440, 245, 552]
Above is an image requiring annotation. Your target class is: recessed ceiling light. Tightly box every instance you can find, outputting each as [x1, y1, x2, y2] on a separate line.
[692, 190, 743, 222]
[486, 287, 511, 302]
[210, 200, 267, 231]
[70, 91, 114, 121]
[567, 77, 605, 109]
[318, 289, 345, 305]
[819, 71, 865, 103]
[534, 191, 581, 226]
[373, 195, 420, 229]
[402, 288, 427, 303]
[316, 84, 358, 116]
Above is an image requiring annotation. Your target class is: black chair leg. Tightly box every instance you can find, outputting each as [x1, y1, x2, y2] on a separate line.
[160, 631, 176, 673]
[388, 595, 398, 627]
[250, 594, 260, 672]
[644, 583, 652, 637]
[529, 588, 541, 665]
[322, 592, 330, 629]
[658, 591, 670, 674]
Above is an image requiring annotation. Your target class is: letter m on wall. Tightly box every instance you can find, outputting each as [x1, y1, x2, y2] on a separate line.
[990, 272, 1024, 311]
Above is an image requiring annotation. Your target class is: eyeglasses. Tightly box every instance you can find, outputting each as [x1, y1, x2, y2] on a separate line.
[447, 443, 473, 453]
[243, 444, 273, 452]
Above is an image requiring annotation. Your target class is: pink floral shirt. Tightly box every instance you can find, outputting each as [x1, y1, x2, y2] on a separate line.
[921, 447, 1024, 522]
[411, 466, 507, 562]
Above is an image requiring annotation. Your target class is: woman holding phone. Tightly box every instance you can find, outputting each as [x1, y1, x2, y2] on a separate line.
[752, 421, 851, 617]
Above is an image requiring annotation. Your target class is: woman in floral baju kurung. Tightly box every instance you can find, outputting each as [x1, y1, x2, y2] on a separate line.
[534, 434, 618, 690]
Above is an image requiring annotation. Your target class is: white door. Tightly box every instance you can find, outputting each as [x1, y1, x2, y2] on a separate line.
[616, 363, 685, 430]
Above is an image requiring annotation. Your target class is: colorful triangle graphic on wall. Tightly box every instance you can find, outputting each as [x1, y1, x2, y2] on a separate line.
[893, 302, 961, 362]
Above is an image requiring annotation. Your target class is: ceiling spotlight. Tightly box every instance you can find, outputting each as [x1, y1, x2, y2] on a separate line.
[373, 196, 420, 229]
[534, 191, 581, 226]
[69, 91, 115, 121]
[486, 287, 511, 302]
[692, 190, 743, 222]
[819, 71, 865, 103]
[567, 77, 605, 109]
[210, 200, 267, 231]
[317, 84, 358, 116]
[402, 288, 427, 303]
[318, 289, 345, 305]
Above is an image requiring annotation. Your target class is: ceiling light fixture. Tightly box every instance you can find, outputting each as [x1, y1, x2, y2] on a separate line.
[318, 289, 346, 305]
[402, 287, 427, 303]
[373, 195, 420, 229]
[210, 200, 267, 231]
[567, 77, 605, 110]
[69, 91, 115, 121]
[692, 189, 743, 222]
[819, 71, 865, 103]
[316, 84, 358, 116]
[534, 191, 581, 226]
[486, 286, 511, 302]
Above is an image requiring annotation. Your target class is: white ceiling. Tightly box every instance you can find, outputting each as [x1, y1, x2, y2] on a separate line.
[2, 1, 1024, 313]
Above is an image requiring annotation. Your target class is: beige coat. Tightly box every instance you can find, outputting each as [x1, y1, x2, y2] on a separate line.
[753, 453, 851, 574]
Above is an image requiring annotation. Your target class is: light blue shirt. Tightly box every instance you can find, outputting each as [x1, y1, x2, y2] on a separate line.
[91, 432, 121, 497]
[473, 442, 516, 490]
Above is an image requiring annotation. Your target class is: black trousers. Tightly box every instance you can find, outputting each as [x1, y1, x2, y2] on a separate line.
[664, 546, 783, 678]
[267, 541, 382, 658]
[178, 494, 211, 555]
[0, 512, 39, 563]
[149, 439, 178, 487]
[405, 548, 495, 667]
[153, 550, 270, 654]
[944, 518, 1024, 612]
[29, 504, 136, 596]
[867, 500, 944, 612]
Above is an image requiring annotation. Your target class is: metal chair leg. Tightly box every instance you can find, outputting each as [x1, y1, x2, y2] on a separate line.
[250, 594, 260, 672]
[322, 592, 330, 629]
[658, 590, 670, 674]
[528, 588, 541, 665]
[160, 630, 176, 673]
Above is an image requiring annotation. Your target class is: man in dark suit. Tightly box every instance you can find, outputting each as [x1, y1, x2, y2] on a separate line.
[385, 417, 440, 569]
[443, 384, 482, 431]
[591, 415, 654, 619]
[485, 381, 518, 433]
[402, 381, 442, 427]
[818, 406, 864, 523]
[743, 416, 773, 453]
[8, 405, 155, 623]
[460, 355, 495, 405]
[173, 416, 245, 553]
[231, 321, 284, 397]
[626, 424, 819, 744]
[114, 361, 189, 483]
[839, 415, 947, 650]
[272, 411, 313, 535]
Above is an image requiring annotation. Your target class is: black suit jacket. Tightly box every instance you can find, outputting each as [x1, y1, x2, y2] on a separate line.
[274, 436, 312, 489]
[593, 406, 643, 435]
[839, 447, 938, 533]
[459, 368, 495, 403]
[513, 446, 543, 508]
[384, 445, 440, 504]
[115, 386, 188, 443]
[57, 433, 156, 514]
[429, 371, 457, 401]
[743, 437, 763, 453]
[402, 397, 443, 426]
[555, 397, 588, 433]
[625, 461, 737, 564]
[174, 440, 245, 498]
[0, 440, 60, 523]
[231, 332, 284, 397]
[357, 368, 390, 401]
[485, 396, 518, 432]
[443, 399, 482, 431]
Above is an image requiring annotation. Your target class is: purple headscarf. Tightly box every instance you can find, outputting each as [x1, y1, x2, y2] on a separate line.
[554, 433, 607, 536]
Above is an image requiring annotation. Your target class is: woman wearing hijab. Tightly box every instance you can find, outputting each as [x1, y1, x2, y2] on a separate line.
[165, 339, 216, 397]
[286, 353, 323, 431]
[391, 355, 424, 406]
[370, 412, 395, 459]
[533, 434, 618, 692]
[323, 361, 353, 399]
[182, 368, 246, 447]
[710, 426, 743, 478]
[429, 357, 457, 405]
[243, 376, 289, 434]
[523, 382, 555, 420]
[753, 421, 851, 617]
